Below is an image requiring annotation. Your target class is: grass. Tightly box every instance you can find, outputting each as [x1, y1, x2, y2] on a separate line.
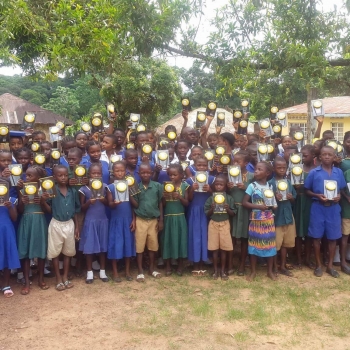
[110, 267, 350, 348]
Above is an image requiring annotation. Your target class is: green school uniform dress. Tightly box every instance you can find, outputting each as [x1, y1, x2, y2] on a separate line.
[17, 190, 48, 259]
[162, 182, 189, 260]
[229, 172, 254, 239]
[293, 172, 313, 238]
[340, 169, 350, 220]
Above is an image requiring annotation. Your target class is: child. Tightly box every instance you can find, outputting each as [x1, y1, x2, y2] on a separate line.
[85, 141, 110, 184]
[41, 141, 53, 176]
[0, 179, 20, 298]
[130, 163, 163, 282]
[101, 134, 119, 163]
[74, 131, 90, 163]
[207, 133, 219, 150]
[79, 163, 109, 284]
[17, 166, 49, 294]
[162, 164, 189, 276]
[218, 132, 235, 155]
[340, 132, 350, 172]
[185, 146, 203, 177]
[14, 148, 31, 178]
[294, 145, 316, 268]
[0, 149, 14, 180]
[246, 144, 257, 173]
[41, 165, 81, 291]
[124, 149, 141, 183]
[204, 175, 236, 280]
[186, 156, 215, 274]
[60, 136, 77, 167]
[269, 157, 296, 276]
[135, 131, 156, 171]
[113, 128, 126, 154]
[107, 161, 136, 282]
[304, 146, 346, 278]
[227, 150, 254, 276]
[9, 135, 24, 163]
[243, 161, 277, 281]
[174, 139, 190, 164]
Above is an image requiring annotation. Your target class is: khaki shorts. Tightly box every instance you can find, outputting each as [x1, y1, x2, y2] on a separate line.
[208, 220, 233, 251]
[276, 221, 296, 251]
[135, 217, 159, 253]
[47, 218, 76, 259]
[342, 218, 350, 236]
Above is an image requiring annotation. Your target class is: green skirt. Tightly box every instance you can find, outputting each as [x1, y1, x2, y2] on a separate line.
[162, 213, 188, 259]
[293, 194, 312, 238]
[231, 204, 249, 239]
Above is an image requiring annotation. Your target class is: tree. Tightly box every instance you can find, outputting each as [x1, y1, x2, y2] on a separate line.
[20, 89, 48, 105]
[43, 86, 80, 120]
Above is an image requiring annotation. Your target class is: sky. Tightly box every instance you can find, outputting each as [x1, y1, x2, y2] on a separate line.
[0, 0, 344, 76]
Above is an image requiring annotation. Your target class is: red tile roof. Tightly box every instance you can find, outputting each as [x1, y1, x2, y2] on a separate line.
[0, 93, 73, 125]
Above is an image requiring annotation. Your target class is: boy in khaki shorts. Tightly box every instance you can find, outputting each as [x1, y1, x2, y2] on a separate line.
[41, 165, 80, 291]
[269, 157, 296, 277]
[204, 175, 236, 280]
[130, 163, 163, 282]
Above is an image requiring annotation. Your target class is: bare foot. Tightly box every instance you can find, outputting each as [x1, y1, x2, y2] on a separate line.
[267, 271, 277, 281]
[246, 272, 256, 282]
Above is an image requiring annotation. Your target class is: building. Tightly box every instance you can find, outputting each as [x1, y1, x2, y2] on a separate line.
[280, 96, 350, 141]
[0, 93, 73, 138]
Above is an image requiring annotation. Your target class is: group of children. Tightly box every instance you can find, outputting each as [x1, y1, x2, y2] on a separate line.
[2, 110, 350, 298]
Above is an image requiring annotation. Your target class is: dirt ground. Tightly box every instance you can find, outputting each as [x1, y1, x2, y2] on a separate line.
[2, 263, 350, 350]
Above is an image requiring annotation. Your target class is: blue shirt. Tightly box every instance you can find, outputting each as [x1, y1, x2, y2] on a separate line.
[246, 162, 255, 173]
[268, 178, 296, 227]
[304, 165, 346, 199]
[85, 160, 110, 184]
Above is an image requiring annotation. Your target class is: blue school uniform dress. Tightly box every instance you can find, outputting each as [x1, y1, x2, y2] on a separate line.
[156, 170, 170, 184]
[136, 152, 156, 172]
[304, 165, 346, 240]
[246, 162, 255, 173]
[0, 197, 21, 270]
[85, 160, 110, 184]
[186, 174, 215, 263]
[126, 169, 141, 184]
[107, 184, 136, 259]
[78, 185, 109, 254]
[188, 165, 196, 176]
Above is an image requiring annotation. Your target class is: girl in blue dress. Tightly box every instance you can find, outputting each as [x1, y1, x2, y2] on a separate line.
[0, 179, 20, 298]
[107, 161, 136, 282]
[186, 156, 215, 275]
[79, 163, 109, 284]
[85, 141, 110, 184]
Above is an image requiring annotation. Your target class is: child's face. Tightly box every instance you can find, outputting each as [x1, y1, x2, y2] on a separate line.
[176, 142, 189, 160]
[148, 132, 155, 146]
[101, 136, 116, 152]
[114, 131, 125, 146]
[0, 153, 12, 169]
[233, 155, 248, 170]
[16, 151, 30, 168]
[248, 148, 258, 165]
[63, 141, 77, 156]
[9, 137, 23, 152]
[190, 148, 202, 161]
[323, 132, 334, 141]
[254, 163, 269, 181]
[75, 133, 88, 150]
[41, 143, 51, 160]
[125, 154, 138, 168]
[302, 150, 313, 165]
[344, 138, 350, 153]
[88, 145, 102, 162]
[282, 136, 292, 149]
[129, 134, 136, 143]
[136, 134, 148, 149]
[67, 152, 82, 168]
[26, 168, 40, 182]
[208, 136, 218, 149]
[139, 165, 152, 182]
[320, 148, 335, 166]
[168, 148, 175, 162]
[214, 178, 226, 192]
[283, 149, 295, 163]
[113, 163, 126, 180]
[54, 168, 69, 185]
[33, 133, 46, 143]
[240, 136, 248, 150]
[233, 138, 242, 149]
[313, 141, 322, 155]
[274, 161, 287, 177]
[168, 167, 181, 183]
[89, 166, 102, 179]
[195, 159, 208, 171]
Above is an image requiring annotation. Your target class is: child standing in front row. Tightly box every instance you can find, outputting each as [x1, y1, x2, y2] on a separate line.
[107, 161, 136, 282]
[243, 161, 277, 281]
[204, 175, 236, 280]
[79, 163, 109, 284]
[269, 157, 296, 276]
[227, 150, 254, 276]
[162, 164, 189, 276]
[130, 163, 163, 282]
[41, 165, 81, 291]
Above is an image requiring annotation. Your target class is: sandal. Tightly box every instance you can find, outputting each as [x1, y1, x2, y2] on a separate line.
[113, 276, 122, 283]
[326, 268, 340, 278]
[56, 283, 65, 291]
[200, 270, 207, 276]
[21, 287, 30, 295]
[227, 269, 235, 276]
[165, 271, 172, 277]
[191, 270, 201, 276]
[126, 275, 133, 282]
[285, 264, 294, 270]
[279, 269, 293, 277]
[294, 263, 303, 270]
[176, 270, 183, 277]
[74, 269, 83, 278]
[63, 280, 74, 289]
[221, 272, 229, 281]
[341, 265, 350, 275]
[212, 272, 219, 280]
[136, 274, 145, 282]
[100, 277, 109, 282]
[85, 279, 93, 284]
[306, 261, 316, 270]
[151, 271, 162, 279]
[314, 267, 323, 277]
[237, 270, 245, 276]
[2, 286, 14, 298]
[38, 282, 50, 290]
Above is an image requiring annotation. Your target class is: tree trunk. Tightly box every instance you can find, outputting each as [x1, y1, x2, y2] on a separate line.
[306, 87, 318, 143]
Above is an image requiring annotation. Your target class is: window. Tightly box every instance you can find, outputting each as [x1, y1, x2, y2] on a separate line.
[331, 123, 344, 141]
[289, 123, 307, 135]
